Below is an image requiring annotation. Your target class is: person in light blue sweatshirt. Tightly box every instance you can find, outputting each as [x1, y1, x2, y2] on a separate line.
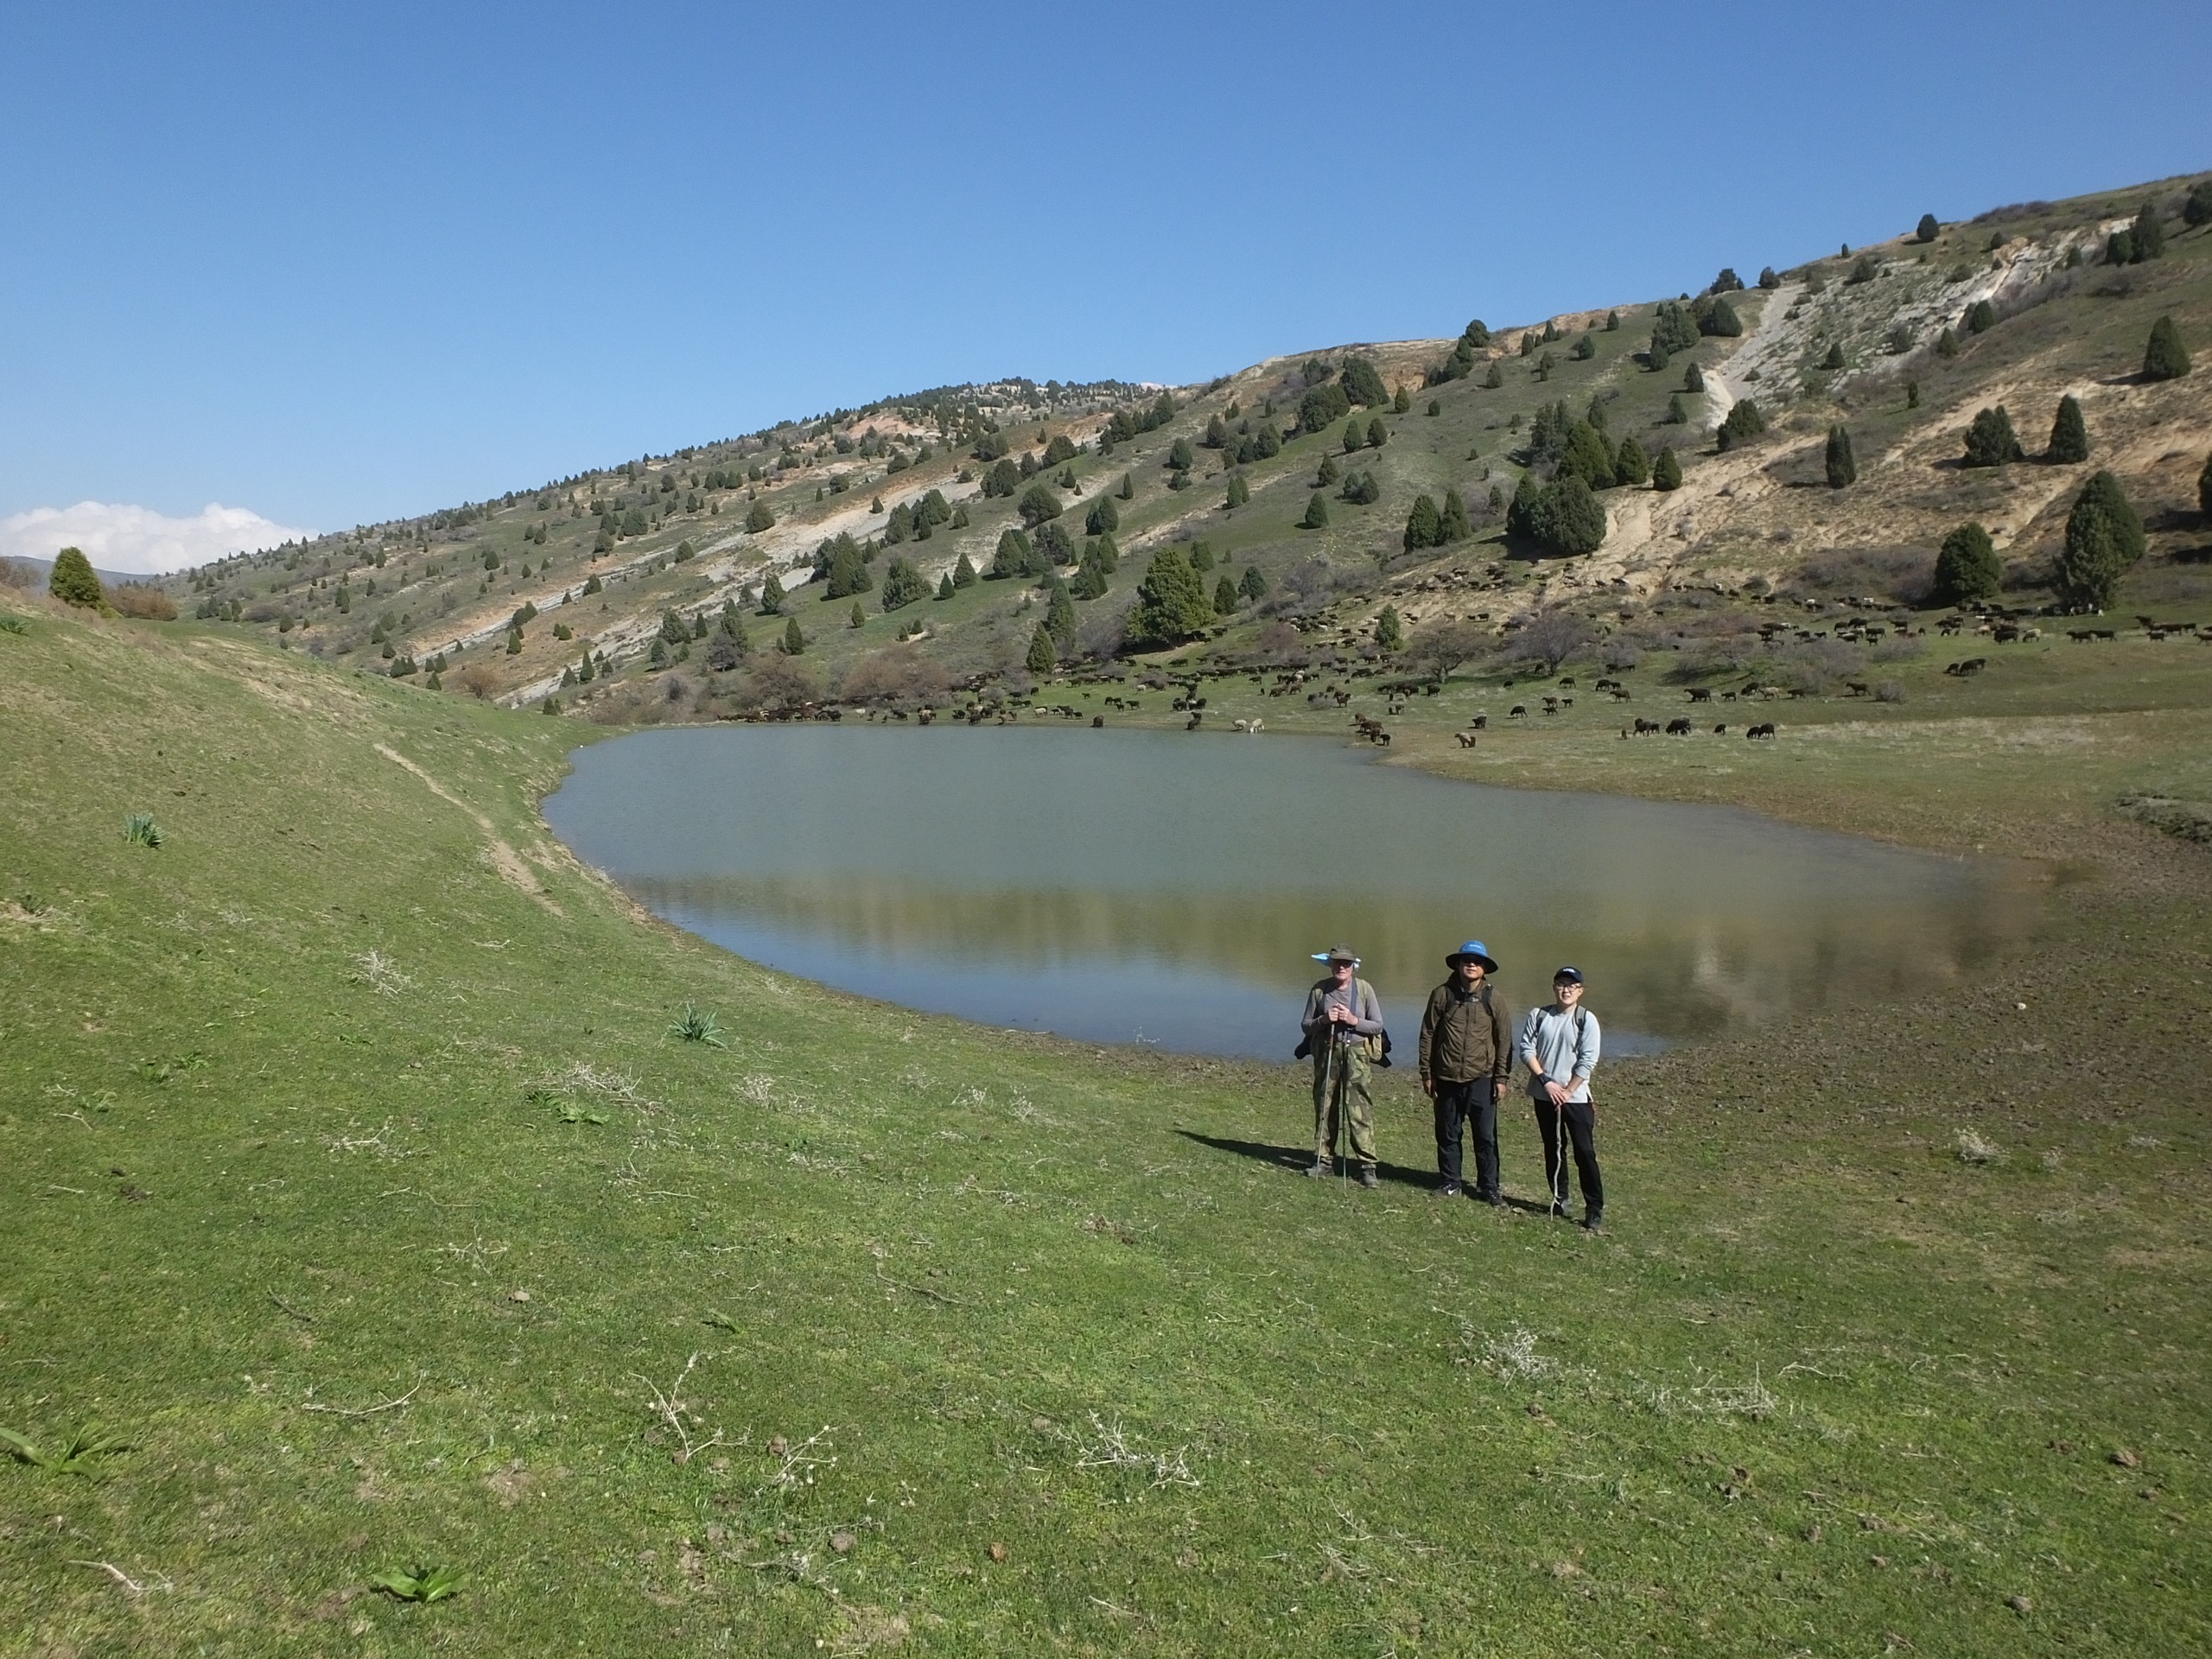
[1518, 966, 1604, 1230]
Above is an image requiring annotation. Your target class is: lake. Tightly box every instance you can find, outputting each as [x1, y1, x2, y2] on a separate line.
[542, 725, 2040, 1058]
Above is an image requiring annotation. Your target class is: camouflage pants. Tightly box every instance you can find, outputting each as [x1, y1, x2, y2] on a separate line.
[1312, 1039, 1376, 1168]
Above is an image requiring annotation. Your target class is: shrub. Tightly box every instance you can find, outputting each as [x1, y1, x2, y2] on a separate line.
[1716, 400, 1766, 451]
[1936, 327, 1960, 358]
[745, 499, 775, 533]
[1298, 380, 1352, 434]
[1529, 474, 1607, 556]
[1824, 425, 1857, 488]
[1758, 266, 1781, 289]
[1303, 492, 1331, 531]
[1503, 608, 1594, 674]
[1570, 335, 1596, 360]
[1966, 299, 1998, 334]
[1559, 420, 1618, 490]
[1214, 575, 1240, 614]
[1915, 213, 1941, 243]
[879, 556, 931, 613]
[1374, 606, 1402, 651]
[1932, 523, 2000, 604]
[123, 811, 164, 849]
[1821, 341, 1846, 371]
[1085, 496, 1119, 536]
[1649, 302, 1700, 358]
[1017, 484, 1064, 527]
[1340, 357, 1389, 407]
[1614, 438, 1649, 487]
[110, 583, 177, 620]
[1366, 416, 1389, 448]
[1961, 406, 2024, 468]
[1440, 488, 1471, 542]
[2142, 315, 2190, 382]
[2047, 395, 2089, 463]
[1711, 267, 1745, 293]
[1695, 296, 1742, 338]
[782, 616, 806, 655]
[1652, 446, 1682, 491]
[48, 547, 105, 609]
[1682, 360, 1705, 394]
[1026, 626, 1056, 674]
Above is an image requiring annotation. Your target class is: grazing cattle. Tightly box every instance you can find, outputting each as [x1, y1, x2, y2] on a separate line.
[1541, 696, 1560, 714]
[1944, 658, 1987, 677]
[1688, 688, 1713, 703]
[1993, 624, 2022, 643]
[1713, 723, 1728, 734]
[1608, 688, 1631, 702]
[1747, 722, 1777, 739]
[918, 709, 934, 726]
[1558, 677, 1575, 689]
[1665, 717, 1694, 735]
[1469, 715, 1488, 731]
[1454, 732, 1478, 747]
[1632, 717, 1661, 734]
[1185, 714, 1202, 730]
[1091, 715, 1104, 728]
[1845, 681, 1869, 697]
[1509, 705, 1529, 720]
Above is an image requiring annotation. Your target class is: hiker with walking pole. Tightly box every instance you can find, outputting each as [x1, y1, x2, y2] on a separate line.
[1299, 945, 1385, 1188]
[1518, 966, 1605, 1230]
[1418, 940, 1513, 1203]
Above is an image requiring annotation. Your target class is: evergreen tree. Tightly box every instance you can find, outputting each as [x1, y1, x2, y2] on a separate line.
[1128, 546, 1214, 646]
[1298, 380, 1353, 434]
[1961, 406, 2024, 468]
[1095, 534, 1121, 574]
[1915, 213, 1941, 243]
[1824, 424, 1858, 488]
[1483, 360, 1505, 389]
[1214, 575, 1241, 614]
[1027, 625, 1057, 674]
[783, 616, 806, 655]
[880, 555, 931, 612]
[1167, 436, 1194, 471]
[1533, 474, 1607, 556]
[1717, 399, 1767, 451]
[1683, 360, 1705, 393]
[1440, 487, 1472, 541]
[850, 601, 867, 628]
[760, 572, 786, 613]
[1821, 341, 1846, 371]
[1036, 521, 1075, 568]
[1966, 299, 1998, 334]
[1605, 309, 1620, 331]
[1085, 495, 1119, 535]
[1042, 432, 1077, 466]
[1366, 416, 1389, 448]
[1018, 483, 1065, 526]
[2187, 181, 2212, 228]
[1403, 494, 1441, 550]
[1225, 474, 1250, 510]
[1340, 357, 1389, 406]
[953, 551, 977, 588]
[936, 572, 955, 601]
[1665, 392, 1688, 425]
[745, 499, 776, 532]
[1936, 327, 1960, 358]
[47, 546, 105, 609]
[2200, 449, 2212, 519]
[1652, 446, 1684, 492]
[2131, 202, 2165, 262]
[2047, 395, 2089, 463]
[1118, 472, 1135, 500]
[1711, 267, 1745, 293]
[1375, 606, 1403, 651]
[1343, 418, 1365, 454]
[2054, 471, 2146, 609]
[983, 458, 1023, 497]
[1303, 492, 1331, 530]
[1613, 437, 1649, 487]
[1570, 335, 1596, 360]
[1071, 544, 1110, 600]
[1045, 575, 1077, 654]
[1907, 380, 1922, 410]
[871, 495, 885, 512]
[1559, 420, 1618, 490]
[1315, 454, 1340, 486]
[2143, 315, 2191, 381]
[1239, 564, 1268, 601]
[1391, 385, 1410, 413]
[1758, 265, 1781, 289]
[1506, 472, 1543, 537]
[1932, 523, 2001, 604]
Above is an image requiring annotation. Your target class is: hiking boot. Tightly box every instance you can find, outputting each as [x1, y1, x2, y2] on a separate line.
[1474, 1189, 1504, 1207]
[1549, 1199, 1569, 1219]
[1433, 1182, 1463, 1199]
[1582, 1210, 1605, 1233]
[1306, 1159, 1334, 1179]
[1358, 1165, 1380, 1189]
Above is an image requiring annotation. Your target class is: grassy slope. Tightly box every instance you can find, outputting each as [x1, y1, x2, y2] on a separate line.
[3, 585, 2209, 1657]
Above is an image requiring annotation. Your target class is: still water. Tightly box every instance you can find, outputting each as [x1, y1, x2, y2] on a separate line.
[543, 726, 2038, 1058]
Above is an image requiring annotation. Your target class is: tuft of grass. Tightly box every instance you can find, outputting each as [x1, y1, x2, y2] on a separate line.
[668, 1001, 726, 1046]
[0, 613, 28, 634]
[369, 1563, 465, 1604]
[121, 811, 163, 848]
[0, 1424, 130, 1478]
[1957, 1127, 2004, 1164]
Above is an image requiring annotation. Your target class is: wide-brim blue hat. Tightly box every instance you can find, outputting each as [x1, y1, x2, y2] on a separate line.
[1446, 939, 1498, 973]
[1313, 945, 1359, 964]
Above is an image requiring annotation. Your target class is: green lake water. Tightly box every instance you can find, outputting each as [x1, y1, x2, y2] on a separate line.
[542, 725, 2040, 1058]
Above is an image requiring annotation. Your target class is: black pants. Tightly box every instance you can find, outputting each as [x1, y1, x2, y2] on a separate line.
[1534, 1097, 1603, 1213]
[1433, 1079, 1501, 1194]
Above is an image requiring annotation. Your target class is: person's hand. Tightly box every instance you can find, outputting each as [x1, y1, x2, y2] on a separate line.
[1421, 1077, 1435, 1098]
[1493, 1080, 1507, 1102]
[1545, 1079, 1571, 1106]
[1330, 1004, 1356, 1025]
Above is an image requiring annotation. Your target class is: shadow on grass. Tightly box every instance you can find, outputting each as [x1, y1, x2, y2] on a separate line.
[1175, 1128, 1547, 1205]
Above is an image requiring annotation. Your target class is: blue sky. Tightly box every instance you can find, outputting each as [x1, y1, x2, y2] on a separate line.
[2, 0, 2205, 565]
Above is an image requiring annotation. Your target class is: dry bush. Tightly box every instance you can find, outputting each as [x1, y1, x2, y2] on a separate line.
[454, 662, 502, 700]
[1793, 545, 1932, 605]
[1497, 608, 1594, 675]
[838, 645, 951, 708]
[733, 654, 823, 713]
[110, 583, 178, 620]
[0, 558, 35, 589]
[1773, 637, 1868, 694]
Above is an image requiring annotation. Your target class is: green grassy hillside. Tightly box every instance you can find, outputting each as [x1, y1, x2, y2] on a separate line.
[3, 563, 2208, 1651]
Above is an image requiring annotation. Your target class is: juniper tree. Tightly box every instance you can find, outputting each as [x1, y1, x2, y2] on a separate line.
[48, 546, 104, 608]
[2143, 315, 2191, 381]
[1367, 416, 1388, 448]
[1440, 487, 1472, 541]
[1825, 425, 1858, 488]
[1483, 360, 1504, 389]
[1717, 400, 1767, 451]
[1651, 448, 1684, 489]
[1683, 360, 1705, 394]
[1119, 472, 1135, 499]
[760, 572, 786, 613]
[1375, 606, 1403, 651]
[1304, 492, 1332, 530]
[1403, 494, 1441, 550]
[2054, 471, 2146, 610]
[1696, 296, 1742, 337]
[1045, 575, 1077, 654]
[1035, 522, 1076, 569]
[1094, 534, 1121, 574]
[783, 616, 806, 654]
[1316, 454, 1340, 487]
[1071, 545, 1110, 600]
[1936, 327, 1960, 358]
[1916, 213, 1941, 243]
[1239, 564, 1268, 601]
[1758, 266, 1781, 289]
[1225, 474, 1249, 511]
[1167, 437, 1194, 472]
[1341, 357, 1389, 407]
[953, 551, 977, 588]
[1821, 341, 1846, 371]
[1027, 625, 1057, 674]
[2047, 395, 2089, 463]
[2187, 181, 2212, 228]
[2201, 450, 2212, 518]
[1533, 474, 1607, 556]
[1085, 496, 1119, 535]
[1712, 267, 1745, 293]
[1613, 437, 1649, 488]
[1506, 472, 1543, 537]
[1214, 575, 1241, 614]
[1560, 421, 1618, 490]
[1907, 380, 1922, 410]
[1344, 418, 1365, 454]
[1392, 385, 1412, 414]
[1966, 299, 1998, 334]
[937, 571, 955, 601]
[1961, 406, 2024, 467]
[1128, 546, 1213, 646]
[1932, 522, 2001, 605]
[880, 555, 931, 612]
[1605, 309, 1620, 331]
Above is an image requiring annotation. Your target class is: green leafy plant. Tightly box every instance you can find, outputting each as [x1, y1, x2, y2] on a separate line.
[669, 1003, 727, 1047]
[0, 1424, 130, 1478]
[371, 1563, 465, 1604]
[123, 812, 164, 849]
[0, 614, 27, 634]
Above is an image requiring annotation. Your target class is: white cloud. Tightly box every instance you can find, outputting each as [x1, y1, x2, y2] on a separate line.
[0, 501, 318, 576]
